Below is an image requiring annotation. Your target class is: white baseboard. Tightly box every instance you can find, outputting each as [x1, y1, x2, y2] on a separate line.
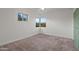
[44, 33, 73, 39]
[0, 33, 38, 46]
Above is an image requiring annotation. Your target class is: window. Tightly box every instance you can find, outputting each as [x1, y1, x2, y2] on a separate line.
[17, 13, 28, 21]
[36, 17, 46, 27]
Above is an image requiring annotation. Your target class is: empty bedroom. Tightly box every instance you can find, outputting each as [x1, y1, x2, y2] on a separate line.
[0, 8, 78, 51]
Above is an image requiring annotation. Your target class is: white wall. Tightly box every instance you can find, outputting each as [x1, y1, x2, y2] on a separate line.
[0, 8, 39, 45]
[43, 8, 73, 39]
[0, 8, 73, 45]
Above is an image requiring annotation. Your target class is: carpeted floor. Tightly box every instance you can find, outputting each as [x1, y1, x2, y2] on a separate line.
[0, 33, 77, 51]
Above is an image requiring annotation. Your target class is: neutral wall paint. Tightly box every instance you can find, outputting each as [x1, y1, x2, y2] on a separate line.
[0, 8, 73, 45]
[0, 8, 39, 45]
[42, 8, 73, 39]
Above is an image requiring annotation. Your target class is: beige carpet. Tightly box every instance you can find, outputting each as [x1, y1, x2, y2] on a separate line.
[0, 33, 76, 51]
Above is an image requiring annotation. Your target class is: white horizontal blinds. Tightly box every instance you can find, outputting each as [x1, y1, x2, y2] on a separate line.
[17, 13, 28, 21]
[36, 17, 46, 23]
[41, 17, 46, 23]
[36, 18, 40, 23]
[39, 17, 41, 27]
[22, 14, 28, 21]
